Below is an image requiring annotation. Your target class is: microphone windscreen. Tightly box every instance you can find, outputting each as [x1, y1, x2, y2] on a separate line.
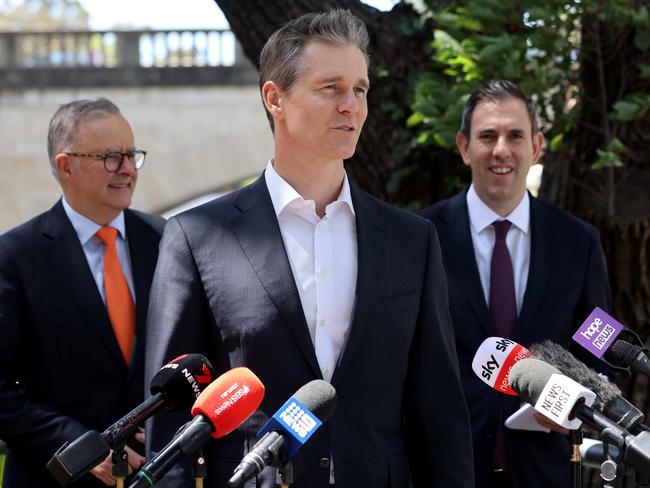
[150, 354, 216, 410]
[191, 367, 265, 439]
[293, 380, 337, 422]
[529, 341, 621, 404]
[508, 357, 560, 403]
[607, 339, 642, 365]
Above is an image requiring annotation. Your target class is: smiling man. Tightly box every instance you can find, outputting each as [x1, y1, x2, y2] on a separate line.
[420, 80, 611, 487]
[145, 9, 473, 488]
[0, 99, 165, 487]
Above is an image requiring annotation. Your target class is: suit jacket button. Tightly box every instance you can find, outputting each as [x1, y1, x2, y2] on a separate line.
[319, 458, 330, 470]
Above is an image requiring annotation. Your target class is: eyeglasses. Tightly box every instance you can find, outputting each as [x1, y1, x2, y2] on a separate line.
[65, 150, 147, 172]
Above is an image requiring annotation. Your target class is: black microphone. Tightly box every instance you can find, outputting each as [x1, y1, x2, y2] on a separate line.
[228, 380, 337, 488]
[129, 367, 265, 488]
[605, 339, 650, 377]
[509, 358, 650, 477]
[529, 341, 646, 433]
[47, 354, 215, 487]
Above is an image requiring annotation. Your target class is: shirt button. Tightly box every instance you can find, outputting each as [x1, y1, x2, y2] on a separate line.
[319, 458, 330, 470]
[319, 319, 326, 327]
[319, 268, 327, 277]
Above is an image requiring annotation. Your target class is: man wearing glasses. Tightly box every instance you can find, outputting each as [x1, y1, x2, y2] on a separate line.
[0, 98, 165, 487]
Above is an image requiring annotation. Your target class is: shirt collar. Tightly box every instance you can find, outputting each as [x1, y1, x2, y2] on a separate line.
[264, 159, 355, 217]
[62, 196, 126, 245]
[466, 184, 530, 235]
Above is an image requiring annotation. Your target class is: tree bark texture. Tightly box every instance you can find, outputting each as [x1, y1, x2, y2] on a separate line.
[215, 0, 432, 201]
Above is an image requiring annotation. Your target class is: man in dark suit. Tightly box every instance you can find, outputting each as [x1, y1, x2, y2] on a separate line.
[0, 98, 165, 487]
[420, 79, 612, 487]
[145, 10, 473, 488]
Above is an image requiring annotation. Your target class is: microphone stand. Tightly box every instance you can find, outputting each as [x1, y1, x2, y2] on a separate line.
[570, 429, 582, 488]
[112, 444, 129, 488]
[277, 461, 293, 488]
[192, 450, 207, 488]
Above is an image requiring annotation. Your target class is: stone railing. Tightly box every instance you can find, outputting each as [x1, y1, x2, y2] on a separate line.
[0, 29, 258, 87]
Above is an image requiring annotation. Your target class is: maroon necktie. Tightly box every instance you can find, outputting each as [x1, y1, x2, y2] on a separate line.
[490, 220, 517, 338]
[489, 220, 517, 472]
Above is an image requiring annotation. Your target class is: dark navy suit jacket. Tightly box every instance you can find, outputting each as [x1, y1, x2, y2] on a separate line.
[420, 189, 611, 488]
[145, 175, 474, 488]
[0, 200, 165, 487]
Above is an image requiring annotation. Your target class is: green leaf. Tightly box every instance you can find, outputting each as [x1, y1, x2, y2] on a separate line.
[407, 112, 425, 127]
[612, 100, 641, 122]
[549, 133, 564, 152]
[635, 29, 650, 51]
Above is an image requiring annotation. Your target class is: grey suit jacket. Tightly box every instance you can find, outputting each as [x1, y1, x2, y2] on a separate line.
[145, 175, 474, 488]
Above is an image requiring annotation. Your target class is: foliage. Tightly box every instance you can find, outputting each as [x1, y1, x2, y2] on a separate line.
[398, 0, 650, 211]
[0, 0, 89, 30]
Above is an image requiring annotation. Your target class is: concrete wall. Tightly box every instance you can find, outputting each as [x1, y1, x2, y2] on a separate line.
[0, 85, 273, 232]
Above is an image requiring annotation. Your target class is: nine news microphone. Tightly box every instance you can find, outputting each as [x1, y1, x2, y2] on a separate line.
[471, 337, 531, 395]
[529, 340, 646, 433]
[228, 380, 337, 488]
[129, 367, 265, 488]
[47, 354, 215, 487]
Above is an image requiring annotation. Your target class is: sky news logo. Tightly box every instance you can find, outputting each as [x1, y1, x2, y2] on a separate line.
[573, 307, 624, 358]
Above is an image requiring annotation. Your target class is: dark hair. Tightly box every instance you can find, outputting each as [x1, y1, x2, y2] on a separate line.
[259, 9, 369, 132]
[460, 79, 539, 139]
[47, 98, 121, 177]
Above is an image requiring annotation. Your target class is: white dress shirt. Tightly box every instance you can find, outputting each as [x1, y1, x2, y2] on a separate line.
[62, 197, 136, 304]
[466, 185, 530, 314]
[264, 160, 357, 383]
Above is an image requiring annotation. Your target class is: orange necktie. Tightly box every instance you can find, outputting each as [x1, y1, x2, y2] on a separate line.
[96, 227, 135, 363]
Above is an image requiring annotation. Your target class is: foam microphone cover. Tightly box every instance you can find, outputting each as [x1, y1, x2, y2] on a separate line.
[293, 379, 337, 422]
[191, 367, 265, 439]
[150, 354, 216, 410]
[508, 357, 561, 403]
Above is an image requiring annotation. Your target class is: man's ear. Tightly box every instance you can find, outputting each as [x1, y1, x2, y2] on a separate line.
[456, 132, 471, 166]
[261, 81, 283, 120]
[54, 153, 74, 181]
[532, 131, 545, 164]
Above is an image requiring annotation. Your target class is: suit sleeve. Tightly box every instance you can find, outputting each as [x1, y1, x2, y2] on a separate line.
[144, 216, 215, 486]
[0, 239, 88, 464]
[403, 221, 474, 487]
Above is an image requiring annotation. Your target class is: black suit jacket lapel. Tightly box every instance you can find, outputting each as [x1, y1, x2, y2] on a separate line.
[331, 187, 391, 384]
[443, 191, 493, 336]
[516, 195, 553, 339]
[231, 176, 322, 378]
[125, 209, 160, 372]
[42, 200, 125, 366]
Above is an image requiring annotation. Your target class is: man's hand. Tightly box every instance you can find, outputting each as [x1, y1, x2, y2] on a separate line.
[90, 445, 145, 486]
[532, 411, 570, 435]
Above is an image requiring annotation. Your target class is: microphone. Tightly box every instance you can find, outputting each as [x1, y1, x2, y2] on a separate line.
[471, 337, 531, 395]
[227, 380, 337, 488]
[129, 367, 265, 488]
[508, 358, 650, 477]
[605, 340, 650, 377]
[528, 341, 646, 433]
[47, 354, 215, 487]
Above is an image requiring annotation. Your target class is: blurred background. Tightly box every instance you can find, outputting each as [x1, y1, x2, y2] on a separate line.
[1, 1, 649, 486]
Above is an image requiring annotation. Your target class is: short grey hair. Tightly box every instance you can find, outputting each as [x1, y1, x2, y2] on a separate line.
[47, 98, 121, 177]
[259, 9, 370, 132]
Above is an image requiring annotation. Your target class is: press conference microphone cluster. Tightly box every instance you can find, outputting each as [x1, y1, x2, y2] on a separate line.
[129, 367, 265, 488]
[509, 357, 650, 478]
[47, 354, 215, 487]
[529, 340, 647, 434]
[228, 379, 337, 488]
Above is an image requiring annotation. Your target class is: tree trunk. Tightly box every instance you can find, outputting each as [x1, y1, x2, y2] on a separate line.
[214, 0, 431, 201]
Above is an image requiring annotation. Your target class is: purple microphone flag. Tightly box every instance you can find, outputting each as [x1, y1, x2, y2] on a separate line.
[573, 307, 624, 357]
